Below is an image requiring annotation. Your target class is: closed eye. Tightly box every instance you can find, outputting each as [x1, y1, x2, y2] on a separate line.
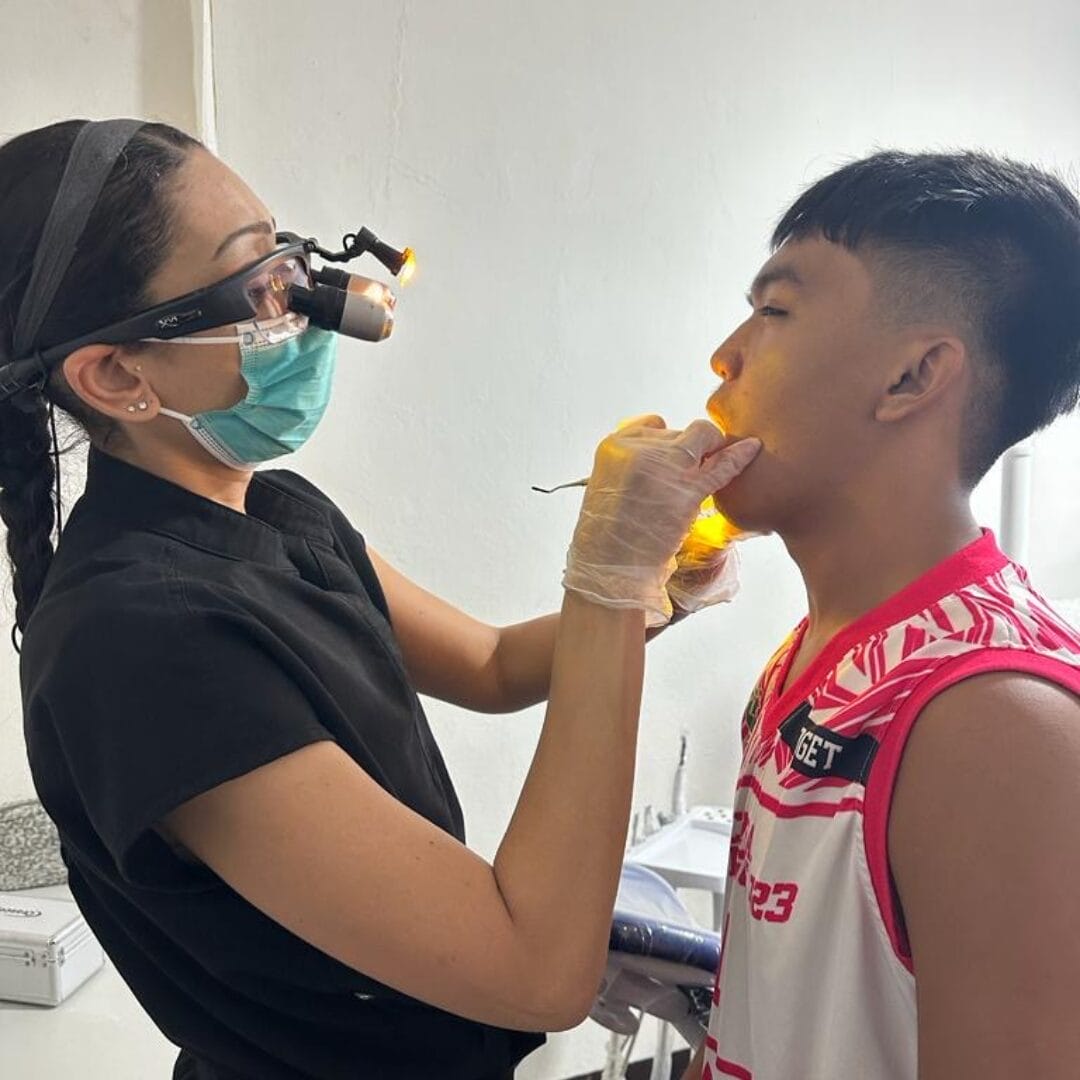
[744, 293, 787, 317]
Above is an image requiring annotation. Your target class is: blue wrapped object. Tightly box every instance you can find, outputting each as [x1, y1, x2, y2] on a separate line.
[592, 864, 722, 1047]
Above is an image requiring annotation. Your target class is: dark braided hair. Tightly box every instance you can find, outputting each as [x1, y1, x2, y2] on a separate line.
[0, 120, 200, 646]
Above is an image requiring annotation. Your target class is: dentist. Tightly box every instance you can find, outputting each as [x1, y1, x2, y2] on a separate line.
[0, 120, 758, 1080]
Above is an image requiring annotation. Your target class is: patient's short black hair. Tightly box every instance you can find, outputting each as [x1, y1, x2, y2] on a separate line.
[772, 150, 1080, 485]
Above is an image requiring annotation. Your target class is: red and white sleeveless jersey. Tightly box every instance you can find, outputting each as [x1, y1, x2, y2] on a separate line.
[703, 530, 1080, 1080]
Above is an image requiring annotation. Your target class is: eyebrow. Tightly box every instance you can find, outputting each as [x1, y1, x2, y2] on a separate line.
[746, 264, 804, 303]
[213, 219, 276, 260]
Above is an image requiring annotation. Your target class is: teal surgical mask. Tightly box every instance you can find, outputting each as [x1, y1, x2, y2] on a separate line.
[157, 314, 339, 470]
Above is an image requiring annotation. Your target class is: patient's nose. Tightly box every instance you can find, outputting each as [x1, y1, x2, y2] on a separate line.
[710, 342, 743, 382]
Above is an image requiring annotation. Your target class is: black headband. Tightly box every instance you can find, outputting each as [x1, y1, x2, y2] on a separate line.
[5, 119, 144, 390]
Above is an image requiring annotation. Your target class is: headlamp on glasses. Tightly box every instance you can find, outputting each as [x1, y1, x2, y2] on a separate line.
[0, 224, 415, 404]
[287, 227, 417, 343]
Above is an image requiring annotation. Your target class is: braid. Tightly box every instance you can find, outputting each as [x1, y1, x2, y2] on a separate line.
[0, 118, 200, 649]
[0, 392, 56, 644]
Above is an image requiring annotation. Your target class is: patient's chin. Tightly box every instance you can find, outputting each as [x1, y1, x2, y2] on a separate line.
[711, 476, 776, 536]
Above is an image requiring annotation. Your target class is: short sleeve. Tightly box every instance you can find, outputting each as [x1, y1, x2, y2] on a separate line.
[257, 469, 391, 621]
[34, 587, 334, 888]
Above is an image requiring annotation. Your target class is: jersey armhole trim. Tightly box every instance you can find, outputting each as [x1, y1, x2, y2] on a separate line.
[862, 648, 1080, 973]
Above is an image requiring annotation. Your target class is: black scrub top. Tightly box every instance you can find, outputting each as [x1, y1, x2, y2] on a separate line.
[20, 448, 544, 1080]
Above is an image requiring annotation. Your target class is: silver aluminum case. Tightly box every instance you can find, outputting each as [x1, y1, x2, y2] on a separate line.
[0, 892, 104, 1006]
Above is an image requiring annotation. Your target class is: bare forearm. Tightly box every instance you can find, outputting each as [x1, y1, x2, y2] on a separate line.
[493, 591, 645, 1011]
[490, 613, 560, 711]
[492, 608, 680, 713]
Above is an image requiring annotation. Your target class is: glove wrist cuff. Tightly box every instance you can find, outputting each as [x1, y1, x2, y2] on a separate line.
[562, 555, 675, 628]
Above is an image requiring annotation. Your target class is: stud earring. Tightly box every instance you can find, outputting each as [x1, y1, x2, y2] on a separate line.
[137, 400, 149, 411]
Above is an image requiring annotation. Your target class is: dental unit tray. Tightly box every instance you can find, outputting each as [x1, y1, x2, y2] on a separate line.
[626, 805, 734, 894]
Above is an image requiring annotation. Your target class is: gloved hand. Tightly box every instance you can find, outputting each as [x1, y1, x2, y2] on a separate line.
[562, 416, 761, 626]
[666, 498, 749, 616]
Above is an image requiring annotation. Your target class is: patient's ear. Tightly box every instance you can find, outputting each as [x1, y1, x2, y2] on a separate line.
[875, 335, 967, 424]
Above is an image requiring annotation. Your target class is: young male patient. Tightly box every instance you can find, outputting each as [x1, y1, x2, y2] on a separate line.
[682, 151, 1080, 1080]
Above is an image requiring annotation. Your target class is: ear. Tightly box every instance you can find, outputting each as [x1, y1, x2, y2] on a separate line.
[63, 345, 157, 423]
[875, 335, 967, 424]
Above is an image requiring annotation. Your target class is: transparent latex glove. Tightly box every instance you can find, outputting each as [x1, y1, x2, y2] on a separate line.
[562, 415, 761, 626]
[666, 497, 753, 615]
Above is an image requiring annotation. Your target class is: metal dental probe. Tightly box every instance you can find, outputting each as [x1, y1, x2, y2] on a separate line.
[531, 478, 589, 494]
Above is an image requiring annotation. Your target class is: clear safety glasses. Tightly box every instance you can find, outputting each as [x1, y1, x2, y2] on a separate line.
[33, 233, 315, 364]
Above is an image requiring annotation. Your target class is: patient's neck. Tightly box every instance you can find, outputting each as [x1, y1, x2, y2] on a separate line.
[781, 486, 981, 648]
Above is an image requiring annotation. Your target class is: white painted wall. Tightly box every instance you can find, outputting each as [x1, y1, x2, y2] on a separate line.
[1, 2, 1078, 1078]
